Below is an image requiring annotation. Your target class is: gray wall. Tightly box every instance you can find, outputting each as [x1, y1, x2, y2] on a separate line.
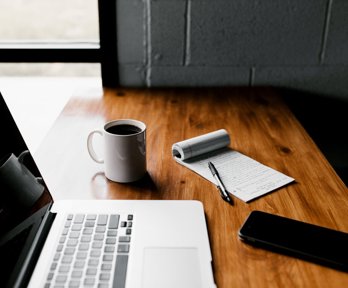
[117, 0, 348, 99]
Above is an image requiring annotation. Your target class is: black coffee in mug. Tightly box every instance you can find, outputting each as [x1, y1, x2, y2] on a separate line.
[106, 124, 142, 135]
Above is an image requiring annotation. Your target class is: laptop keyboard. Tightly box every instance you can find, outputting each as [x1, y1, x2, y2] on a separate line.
[45, 213, 133, 288]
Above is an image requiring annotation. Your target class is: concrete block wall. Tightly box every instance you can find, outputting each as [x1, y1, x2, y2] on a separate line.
[117, 0, 348, 99]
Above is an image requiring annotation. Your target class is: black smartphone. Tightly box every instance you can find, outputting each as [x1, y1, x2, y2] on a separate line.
[238, 210, 348, 272]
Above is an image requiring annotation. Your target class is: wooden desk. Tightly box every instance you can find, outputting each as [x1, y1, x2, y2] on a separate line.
[35, 87, 348, 287]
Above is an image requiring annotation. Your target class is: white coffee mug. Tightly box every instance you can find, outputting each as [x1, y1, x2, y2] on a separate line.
[87, 119, 146, 183]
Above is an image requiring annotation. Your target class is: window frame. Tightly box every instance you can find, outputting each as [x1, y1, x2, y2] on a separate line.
[0, 0, 118, 87]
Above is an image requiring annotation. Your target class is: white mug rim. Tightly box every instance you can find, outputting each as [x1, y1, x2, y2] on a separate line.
[103, 119, 146, 137]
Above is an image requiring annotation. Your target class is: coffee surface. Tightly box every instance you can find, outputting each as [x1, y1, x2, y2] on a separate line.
[106, 124, 142, 135]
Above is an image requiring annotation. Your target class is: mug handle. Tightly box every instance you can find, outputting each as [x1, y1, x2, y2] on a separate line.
[17, 150, 44, 185]
[87, 130, 104, 164]
[18, 150, 30, 163]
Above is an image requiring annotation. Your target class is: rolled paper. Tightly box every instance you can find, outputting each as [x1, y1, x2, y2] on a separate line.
[172, 129, 230, 161]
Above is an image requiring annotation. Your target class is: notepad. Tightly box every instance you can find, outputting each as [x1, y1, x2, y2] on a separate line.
[172, 129, 294, 202]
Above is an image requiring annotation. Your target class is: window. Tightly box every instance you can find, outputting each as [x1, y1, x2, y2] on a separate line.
[0, 0, 99, 42]
[0, 0, 118, 86]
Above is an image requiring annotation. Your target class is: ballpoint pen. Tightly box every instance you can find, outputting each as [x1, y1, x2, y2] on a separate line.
[208, 161, 234, 205]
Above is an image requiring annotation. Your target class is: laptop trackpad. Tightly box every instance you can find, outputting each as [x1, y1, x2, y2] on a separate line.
[142, 247, 202, 288]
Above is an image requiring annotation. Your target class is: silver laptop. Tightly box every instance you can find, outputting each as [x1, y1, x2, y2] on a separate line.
[0, 92, 216, 288]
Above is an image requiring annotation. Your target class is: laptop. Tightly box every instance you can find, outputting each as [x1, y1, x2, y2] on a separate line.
[0, 92, 216, 288]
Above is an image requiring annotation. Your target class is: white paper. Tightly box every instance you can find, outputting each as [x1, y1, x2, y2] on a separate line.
[172, 129, 230, 160]
[172, 130, 294, 202]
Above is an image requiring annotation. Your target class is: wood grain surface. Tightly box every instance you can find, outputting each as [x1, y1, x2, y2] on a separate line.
[35, 86, 348, 287]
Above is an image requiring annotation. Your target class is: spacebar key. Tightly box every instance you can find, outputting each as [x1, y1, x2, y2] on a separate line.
[113, 254, 128, 288]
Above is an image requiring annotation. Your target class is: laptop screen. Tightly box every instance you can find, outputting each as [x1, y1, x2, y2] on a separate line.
[0, 92, 53, 287]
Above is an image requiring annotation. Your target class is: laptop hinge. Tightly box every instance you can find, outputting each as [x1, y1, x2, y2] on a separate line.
[11, 208, 56, 288]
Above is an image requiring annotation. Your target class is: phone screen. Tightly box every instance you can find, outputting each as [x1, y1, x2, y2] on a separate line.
[238, 210, 348, 272]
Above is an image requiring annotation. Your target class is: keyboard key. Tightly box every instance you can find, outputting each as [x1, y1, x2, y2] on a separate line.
[101, 263, 112, 271]
[71, 224, 82, 231]
[56, 244, 64, 252]
[117, 244, 129, 253]
[107, 230, 117, 237]
[73, 214, 85, 224]
[83, 228, 94, 235]
[74, 260, 85, 269]
[53, 252, 61, 261]
[96, 226, 106, 233]
[127, 215, 133, 221]
[105, 237, 116, 245]
[62, 228, 69, 235]
[103, 254, 113, 262]
[88, 259, 99, 267]
[86, 268, 97, 276]
[109, 215, 120, 229]
[119, 236, 131, 243]
[81, 235, 92, 242]
[71, 270, 83, 278]
[84, 278, 95, 286]
[64, 247, 75, 255]
[94, 234, 104, 241]
[58, 265, 70, 273]
[62, 256, 73, 264]
[56, 275, 68, 283]
[99, 273, 111, 281]
[85, 221, 95, 227]
[69, 280, 80, 287]
[50, 262, 58, 271]
[69, 231, 80, 238]
[90, 250, 102, 258]
[67, 239, 78, 246]
[92, 241, 103, 249]
[86, 214, 97, 220]
[76, 252, 88, 259]
[104, 246, 115, 253]
[97, 215, 108, 226]
[113, 255, 128, 288]
[78, 243, 90, 251]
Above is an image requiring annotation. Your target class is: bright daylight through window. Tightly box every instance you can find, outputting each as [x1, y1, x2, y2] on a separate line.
[0, 0, 100, 76]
